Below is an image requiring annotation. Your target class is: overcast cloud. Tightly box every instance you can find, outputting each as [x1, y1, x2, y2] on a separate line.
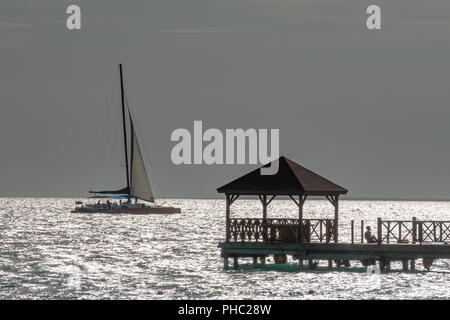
[1, 1, 450, 200]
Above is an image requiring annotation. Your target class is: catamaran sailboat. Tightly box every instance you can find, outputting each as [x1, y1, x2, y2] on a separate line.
[72, 64, 181, 214]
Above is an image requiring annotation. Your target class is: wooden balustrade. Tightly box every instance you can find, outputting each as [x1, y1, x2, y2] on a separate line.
[227, 217, 450, 245]
[227, 218, 336, 243]
[378, 218, 450, 244]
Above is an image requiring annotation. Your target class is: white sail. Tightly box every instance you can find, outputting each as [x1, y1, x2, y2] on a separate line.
[130, 129, 154, 202]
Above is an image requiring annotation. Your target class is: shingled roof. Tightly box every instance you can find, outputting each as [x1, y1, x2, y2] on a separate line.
[217, 156, 348, 196]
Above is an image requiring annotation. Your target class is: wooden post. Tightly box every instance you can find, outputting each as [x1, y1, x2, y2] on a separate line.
[387, 221, 390, 244]
[305, 220, 311, 243]
[226, 194, 231, 242]
[299, 195, 304, 243]
[361, 220, 364, 243]
[224, 257, 229, 270]
[419, 222, 423, 244]
[411, 259, 415, 270]
[433, 221, 437, 242]
[290, 195, 304, 242]
[334, 196, 339, 243]
[261, 195, 267, 242]
[233, 257, 239, 269]
[412, 217, 417, 244]
[260, 256, 266, 265]
[328, 260, 332, 268]
[319, 222, 323, 243]
[325, 195, 338, 242]
[351, 220, 354, 244]
[386, 260, 391, 271]
[379, 259, 386, 272]
[262, 195, 267, 220]
[325, 220, 331, 243]
[377, 218, 382, 245]
[298, 195, 303, 221]
[401, 259, 408, 271]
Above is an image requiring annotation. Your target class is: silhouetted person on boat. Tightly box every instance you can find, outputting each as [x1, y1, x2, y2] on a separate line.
[365, 226, 377, 243]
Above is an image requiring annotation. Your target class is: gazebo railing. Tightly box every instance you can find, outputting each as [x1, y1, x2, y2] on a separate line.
[228, 218, 336, 243]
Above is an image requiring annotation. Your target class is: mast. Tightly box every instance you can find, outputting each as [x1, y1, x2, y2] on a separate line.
[119, 63, 131, 198]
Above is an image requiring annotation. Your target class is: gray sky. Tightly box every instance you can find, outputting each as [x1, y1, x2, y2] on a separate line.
[1, 0, 450, 200]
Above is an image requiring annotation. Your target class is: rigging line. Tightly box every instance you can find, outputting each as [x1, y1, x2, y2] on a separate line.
[124, 94, 166, 200]
[88, 67, 120, 192]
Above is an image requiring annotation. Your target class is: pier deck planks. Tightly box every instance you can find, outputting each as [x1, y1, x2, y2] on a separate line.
[219, 242, 450, 260]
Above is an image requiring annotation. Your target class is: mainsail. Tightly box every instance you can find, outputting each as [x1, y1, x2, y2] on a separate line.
[130, 117, 154, 202]
[89, 64, 154, 203]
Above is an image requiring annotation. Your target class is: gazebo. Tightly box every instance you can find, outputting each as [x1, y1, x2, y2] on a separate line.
[217, 156, 348, 244]
[218, 157, 450, 272]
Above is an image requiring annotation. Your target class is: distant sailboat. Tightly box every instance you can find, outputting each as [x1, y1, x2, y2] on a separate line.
[72, 64, 181, 214]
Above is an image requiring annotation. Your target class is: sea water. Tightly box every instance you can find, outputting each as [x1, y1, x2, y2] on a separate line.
[0, 198, 449, 299]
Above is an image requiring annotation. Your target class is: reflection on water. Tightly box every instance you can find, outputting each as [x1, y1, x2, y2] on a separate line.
[0, 198, 449, 299]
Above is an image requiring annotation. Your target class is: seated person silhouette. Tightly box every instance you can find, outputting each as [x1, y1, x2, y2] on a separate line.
[364, 226, 378, 243]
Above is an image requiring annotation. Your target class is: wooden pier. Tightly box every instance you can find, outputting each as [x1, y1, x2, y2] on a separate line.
[220, 241, 450, 271]
[217, 156, 450, 272]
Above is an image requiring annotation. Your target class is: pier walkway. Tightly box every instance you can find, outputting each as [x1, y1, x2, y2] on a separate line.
[219, 241, 450, 271]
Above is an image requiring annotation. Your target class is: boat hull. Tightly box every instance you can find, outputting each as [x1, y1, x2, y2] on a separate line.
[71, 206, 181, 215]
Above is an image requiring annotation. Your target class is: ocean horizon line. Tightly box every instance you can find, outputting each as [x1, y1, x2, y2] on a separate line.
[1, 195, 450, 202]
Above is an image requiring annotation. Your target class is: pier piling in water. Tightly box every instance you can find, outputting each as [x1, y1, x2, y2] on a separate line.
[233, 257, 239, 269]
[402, 259, 408, 271]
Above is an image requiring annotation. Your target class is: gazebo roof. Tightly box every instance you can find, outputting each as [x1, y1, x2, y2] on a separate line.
[217, 156, 348, 196]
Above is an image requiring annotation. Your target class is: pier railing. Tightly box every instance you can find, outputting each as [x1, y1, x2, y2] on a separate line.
[376, 218, 450, 244]
[227, 218, 336, 243]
